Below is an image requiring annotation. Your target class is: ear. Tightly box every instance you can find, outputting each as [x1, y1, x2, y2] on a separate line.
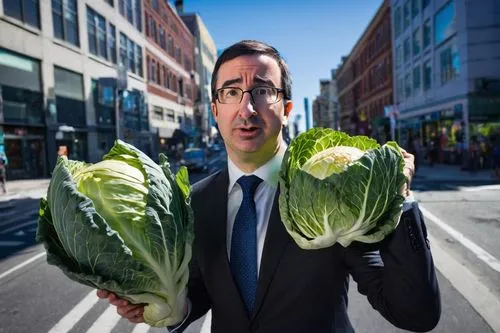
[211, 101, 218, 120]
[282, 101, 293, 125]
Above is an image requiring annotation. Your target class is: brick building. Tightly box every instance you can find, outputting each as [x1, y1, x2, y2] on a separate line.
[143, 0, 196, 155]
[336, 0, 393, 140]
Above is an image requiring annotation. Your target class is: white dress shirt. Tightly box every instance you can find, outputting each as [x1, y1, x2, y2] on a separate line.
[226, 144, 286, 276]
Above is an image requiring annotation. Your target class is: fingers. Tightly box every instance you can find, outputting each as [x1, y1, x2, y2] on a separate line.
[96, 289, 109, 299]
[97, 290, 144, 324]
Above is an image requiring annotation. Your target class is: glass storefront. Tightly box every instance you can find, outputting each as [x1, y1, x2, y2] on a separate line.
[0, 48, 47, 179]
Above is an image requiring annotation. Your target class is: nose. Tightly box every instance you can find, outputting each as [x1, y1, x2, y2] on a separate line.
[238, 92, 257, 119]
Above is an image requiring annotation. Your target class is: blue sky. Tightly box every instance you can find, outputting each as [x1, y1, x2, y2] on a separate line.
[182, 0, 383, 131]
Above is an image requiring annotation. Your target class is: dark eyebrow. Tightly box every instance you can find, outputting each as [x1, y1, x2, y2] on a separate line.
[220, 78, 242, 88]
[254, 76, 277, 87]
[219, 76, 278, 89]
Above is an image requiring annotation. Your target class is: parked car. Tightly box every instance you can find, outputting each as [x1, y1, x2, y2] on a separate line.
[180, 148, 209, 173]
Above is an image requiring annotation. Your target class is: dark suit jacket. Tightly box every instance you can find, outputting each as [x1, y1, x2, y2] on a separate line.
[178, 168, 440, 333]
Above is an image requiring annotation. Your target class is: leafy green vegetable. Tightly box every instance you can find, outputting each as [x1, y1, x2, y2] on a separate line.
[36, 140, 194, 327]
[279, 128, 406, 249]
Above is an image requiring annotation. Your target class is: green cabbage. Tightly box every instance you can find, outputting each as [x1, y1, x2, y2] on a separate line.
[36, 140, 194, 327]
[279, 128, 406, 249]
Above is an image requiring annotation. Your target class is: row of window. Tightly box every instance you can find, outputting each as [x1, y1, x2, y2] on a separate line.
[396, 41, 460, 102]
[394, 0, 431, 38]
[151, 105, 192, 126]
[118, 0, 142, 32]
[146, 56, 193, 100]
[145, 13, 192, 72]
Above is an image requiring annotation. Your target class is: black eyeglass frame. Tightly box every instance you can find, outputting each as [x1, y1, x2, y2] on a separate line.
[215, 86, 286, 105]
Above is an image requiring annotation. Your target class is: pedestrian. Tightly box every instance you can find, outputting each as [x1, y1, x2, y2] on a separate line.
[492, 136, 500, 180]
[97, 40, 440, 332]
[0, 158, 7, 194]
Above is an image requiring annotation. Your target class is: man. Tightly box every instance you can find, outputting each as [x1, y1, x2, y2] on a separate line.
[0, 158, 7, 194]
[98, 40, 440, 332]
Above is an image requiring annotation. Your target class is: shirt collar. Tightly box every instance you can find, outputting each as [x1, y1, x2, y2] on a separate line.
[227, 142, 287, 193]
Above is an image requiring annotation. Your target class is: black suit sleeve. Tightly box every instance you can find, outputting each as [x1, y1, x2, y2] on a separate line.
[343, 202, 441, 332]
[171, 239, 211, 332]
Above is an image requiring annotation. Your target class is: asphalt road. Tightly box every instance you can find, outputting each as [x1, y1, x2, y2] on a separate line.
[1, 158, 499, 333]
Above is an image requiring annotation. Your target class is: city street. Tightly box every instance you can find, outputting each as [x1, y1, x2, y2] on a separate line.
[1, 160, 500, 333]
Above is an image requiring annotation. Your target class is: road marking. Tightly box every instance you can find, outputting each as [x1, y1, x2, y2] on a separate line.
[462, 184, 500, 192]
[0, 240, 24, 246]
[428, 234, 500, 332]
[0, 251, 46, 281]
[419, 205, 500, 273]
[131, 323, 151, 333]
[85, 305, 122, 333]
[0, 220, 37, 234]
[48, 290, 99, 333]
[200, 310, 212, 333]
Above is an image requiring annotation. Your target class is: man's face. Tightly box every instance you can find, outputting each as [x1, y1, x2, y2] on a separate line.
[211, 54, 292, 163]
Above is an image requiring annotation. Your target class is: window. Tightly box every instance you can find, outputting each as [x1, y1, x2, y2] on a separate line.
[87, 6, 107, 59]
[108, 24, 117, 64]
[118, 0, 124, 15]
[403, 0, 410, 30]
[424, 60, 432, 91]
[159, 27, 166, 49]
[162, 66, 168, 87]
[3, 0, 40, 28]
[396, 44, 402, 68]
[440, 41, 460, 85]
[136, 45, 143, 77]
[394, 6, 402, 38]
[166, 109, 175, 122]
[127, 38, 135, 73]
[119, 0, 141, 32]
[178, 77, 184, 96]
[413, 28, 421, 56]
[184, 54, 191, 72]
[422, 0, 430, 10]
[125, 0, 133, 24]
[119, 33, 127, 68]
[150, 59, 156, 83]
[151, 0, 159, 10]
[167, 35, 174, 56]
[435, 1, 456, 45]
[413, 65, 421, 93]
[134, 0, 142, 32]
[397, 76, 405, 102]
[152, 106, 163, 120]
[52, 0, 79, 46]
[104, 0, 113, 6]
[403, 38, 411, 63]
[175, 46, 181, 63]
[405, 72, 412, 98]
[54, 66, 86, 127]
[411, 0, 419, 19]
[423, 19, 431, 49]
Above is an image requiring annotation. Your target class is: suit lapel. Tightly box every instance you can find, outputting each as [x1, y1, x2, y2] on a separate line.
[251, 187, 290, 321]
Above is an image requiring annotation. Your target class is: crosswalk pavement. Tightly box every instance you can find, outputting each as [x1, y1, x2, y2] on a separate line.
[46, 290, 211, 333]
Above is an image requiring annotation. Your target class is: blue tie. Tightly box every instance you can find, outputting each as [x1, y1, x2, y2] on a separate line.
[230, 175, 263, 315]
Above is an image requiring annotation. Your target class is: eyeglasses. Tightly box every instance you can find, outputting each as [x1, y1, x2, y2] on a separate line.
[215, 86, 284, 105]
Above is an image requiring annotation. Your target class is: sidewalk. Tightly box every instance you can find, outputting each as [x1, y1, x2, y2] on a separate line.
[2, 178, 50, 196]
[415, 164, 497, 183]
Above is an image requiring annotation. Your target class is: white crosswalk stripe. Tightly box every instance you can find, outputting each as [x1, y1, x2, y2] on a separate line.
[131, 323, 151, 333]
[48, 290, 99, 333]
[85, 304, 123, 333]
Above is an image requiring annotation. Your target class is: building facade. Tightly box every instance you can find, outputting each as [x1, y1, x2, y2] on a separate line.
[0, 0, 152, 179]
[391, 0, 500, 164]
[313, 77, 337, 129]
[336, 0, 393, 140]
[180, 9, 218, 147]
[143, 0, 196, 158]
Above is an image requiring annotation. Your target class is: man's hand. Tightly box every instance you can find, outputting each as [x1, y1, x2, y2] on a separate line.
[401, 149, 415, 197]
[96, 290, 145, 324]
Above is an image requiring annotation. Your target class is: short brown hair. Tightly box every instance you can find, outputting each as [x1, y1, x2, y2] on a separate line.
[211, 40, 292, 103]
